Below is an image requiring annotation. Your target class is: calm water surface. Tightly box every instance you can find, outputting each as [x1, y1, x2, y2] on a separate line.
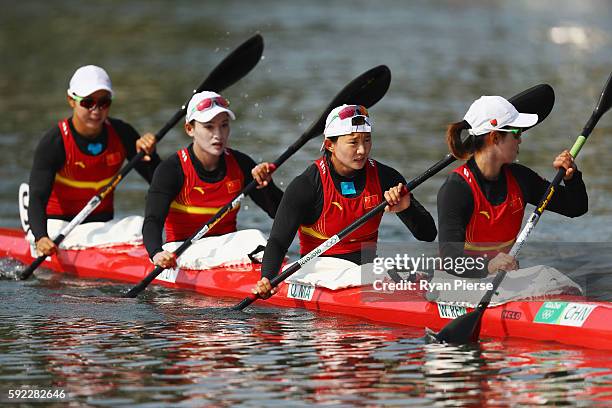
[1, 1, 612, 405]
[1, 262, 611, 406]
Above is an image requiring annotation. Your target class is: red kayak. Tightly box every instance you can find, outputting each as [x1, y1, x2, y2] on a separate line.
[1, 227, 611, 350]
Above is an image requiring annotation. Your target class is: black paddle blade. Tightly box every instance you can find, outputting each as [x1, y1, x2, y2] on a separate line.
[584, 72, 612, 136]
[301, 65, 391, 141]
[156, 35, 264, 141]
[435, 307, 484, 344]
[508, 83, 555, 130]
[200, 34, 264, 93]
[595, 72, 612, 115]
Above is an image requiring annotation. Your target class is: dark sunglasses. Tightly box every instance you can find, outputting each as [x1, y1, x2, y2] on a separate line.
[73, 95, 112, 110]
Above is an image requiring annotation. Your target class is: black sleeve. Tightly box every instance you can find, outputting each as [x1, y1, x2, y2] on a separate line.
[28, 127, 66, 240]
[142, 156, 184, 258]
[111, 118, 162, 184]
[510, 164, 588, 217]
[377, 162, 437, 242]
[261, 169, 320, 280]
[232, 149, 284, 218]
[437, 173, 488, 277]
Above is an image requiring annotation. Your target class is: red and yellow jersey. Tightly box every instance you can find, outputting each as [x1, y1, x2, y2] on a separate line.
[298, 157, 383, 256]
[454, 164, 525, 258]
[46, 119, 126, 217]
[164, 148, 243, 242]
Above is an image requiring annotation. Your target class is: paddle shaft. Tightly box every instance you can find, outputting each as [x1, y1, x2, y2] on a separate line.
[122, 65, 392, 297]
[470, 123, 599, 311]
[19, 35, 264, 281]
[233, 153, 457, 310]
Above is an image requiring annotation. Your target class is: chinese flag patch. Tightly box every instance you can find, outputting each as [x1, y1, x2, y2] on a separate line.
[106, 152, 123, 166]
[364, 194, 379, 209]
[226, 179, 241, 194]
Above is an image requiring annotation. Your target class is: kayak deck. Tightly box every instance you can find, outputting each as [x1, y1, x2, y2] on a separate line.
[1, 227, 610, 350]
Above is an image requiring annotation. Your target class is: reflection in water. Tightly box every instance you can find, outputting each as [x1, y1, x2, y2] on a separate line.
[1, 285, 611, 406]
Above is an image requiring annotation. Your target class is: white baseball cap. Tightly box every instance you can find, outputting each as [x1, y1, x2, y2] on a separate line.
[321, 104, 372, 150]
[185, 91, 236, 123]
[464, 96, 538, 136]
[67, 65, 113, 98]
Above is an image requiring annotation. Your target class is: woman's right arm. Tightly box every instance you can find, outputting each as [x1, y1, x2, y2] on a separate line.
[28, 129, 65, 241]
[260, 173, 319, 280]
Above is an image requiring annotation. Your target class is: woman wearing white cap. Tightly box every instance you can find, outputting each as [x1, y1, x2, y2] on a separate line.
[143, 91, 283, 268]
[28, 65, 160, 257]
[252, 105, 437, 298]
[437, 96, 588, 277]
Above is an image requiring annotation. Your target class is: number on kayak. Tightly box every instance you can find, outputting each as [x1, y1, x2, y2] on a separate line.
[437, 303, 467, 319]
[287, 282, 316, 301]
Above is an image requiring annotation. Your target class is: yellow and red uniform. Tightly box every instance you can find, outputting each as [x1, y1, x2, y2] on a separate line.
[164, 148, 243, 242]
[298, 157, 383, 255]
[454, 163, 525, 258]
[46, 119, 126, 217]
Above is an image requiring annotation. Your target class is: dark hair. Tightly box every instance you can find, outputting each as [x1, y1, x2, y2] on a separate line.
[446, 120, 492, 160]
[322, 136, 338, 153]
[352, 116, 367, 126]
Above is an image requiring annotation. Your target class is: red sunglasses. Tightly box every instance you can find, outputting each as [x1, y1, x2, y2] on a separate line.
[338, 105, 368, 120]
[72, 95, 112, 110]
[196, 96, 230, 112]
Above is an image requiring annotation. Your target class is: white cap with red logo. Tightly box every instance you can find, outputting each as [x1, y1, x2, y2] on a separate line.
[321, 104, 372, 150]
[464, 96, 538, 136]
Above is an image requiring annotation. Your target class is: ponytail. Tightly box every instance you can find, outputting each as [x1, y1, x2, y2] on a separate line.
[446, 120, 486, 160]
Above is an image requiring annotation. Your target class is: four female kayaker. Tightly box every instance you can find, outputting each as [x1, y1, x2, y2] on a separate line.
[437, 96, 588, 278]
[142, 91, 283, 268]
[28, 65, 160, 257]
[251, 105, 438, 298]
[24, 67, 592, 293]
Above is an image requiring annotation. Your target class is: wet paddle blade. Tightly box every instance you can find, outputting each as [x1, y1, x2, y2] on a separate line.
[584, 72, 612, 136]
[199, 34, 264, 93]
[508, 83, 555, 129]
[301, 65, 391, 141]
[435, 308, 483, 344]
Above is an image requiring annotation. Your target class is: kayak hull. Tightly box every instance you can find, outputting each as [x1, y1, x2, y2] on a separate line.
[1, 227, 610, 350]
